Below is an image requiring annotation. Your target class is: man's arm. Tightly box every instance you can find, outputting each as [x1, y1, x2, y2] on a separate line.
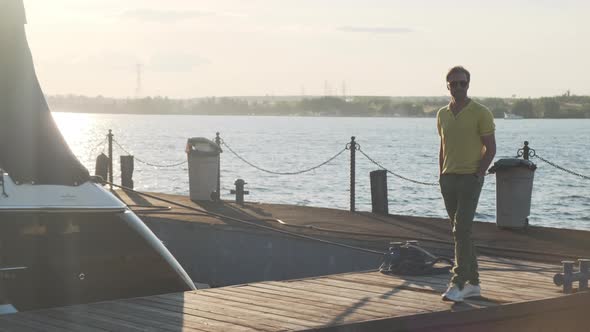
[478, 134, 496, 177]
[439, 138, 444, 176]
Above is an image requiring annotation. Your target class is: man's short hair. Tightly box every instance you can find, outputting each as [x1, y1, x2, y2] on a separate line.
[446, 66, 470, 83]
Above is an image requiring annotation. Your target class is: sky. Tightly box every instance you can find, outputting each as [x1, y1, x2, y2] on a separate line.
[22, 0, 590, 98]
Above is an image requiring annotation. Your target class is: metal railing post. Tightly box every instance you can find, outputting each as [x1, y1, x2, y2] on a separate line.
[108, 129, 113, 190]
[523, 141, 530, 160]
[215, 132, 221, 200]
[350, 136, 356, 212]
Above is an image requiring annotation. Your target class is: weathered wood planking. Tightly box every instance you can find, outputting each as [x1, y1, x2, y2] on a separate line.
[0, 256, 574, 332]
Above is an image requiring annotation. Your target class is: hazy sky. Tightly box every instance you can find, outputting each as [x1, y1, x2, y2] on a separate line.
[23, 0, 590, 98]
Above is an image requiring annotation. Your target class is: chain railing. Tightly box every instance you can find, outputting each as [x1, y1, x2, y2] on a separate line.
[94, 131, 588, 216]
[358, 147, 439, 186]
[113, 139, 188, 168]
[517, 141, 589, 180]
[221, 139, 347, 176]
[534, 154, 590, 180]
[87, 137, 107, 161]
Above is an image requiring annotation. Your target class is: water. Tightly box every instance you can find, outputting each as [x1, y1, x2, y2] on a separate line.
[53, 113, 590, 231]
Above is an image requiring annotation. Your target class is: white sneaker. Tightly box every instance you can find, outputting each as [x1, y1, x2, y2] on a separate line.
[462, 283, 481, 298]
[442, 284, 464, 302]
[442, 283, 481, 302]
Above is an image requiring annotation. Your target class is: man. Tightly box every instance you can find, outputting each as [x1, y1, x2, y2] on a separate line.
[437, 66, 496, 302]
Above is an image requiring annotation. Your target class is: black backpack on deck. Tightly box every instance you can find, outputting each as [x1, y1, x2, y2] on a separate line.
[379, 241, 454, 276]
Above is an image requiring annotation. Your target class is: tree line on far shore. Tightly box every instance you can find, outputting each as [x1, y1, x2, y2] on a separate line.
[47, 95, 590, 118]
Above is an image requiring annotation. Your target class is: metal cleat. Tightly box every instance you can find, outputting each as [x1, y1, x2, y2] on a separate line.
[554, 259, 590, 293]
[230, 179, 249, 206]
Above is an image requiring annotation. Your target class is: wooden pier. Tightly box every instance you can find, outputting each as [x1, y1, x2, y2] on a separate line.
[0, 257, 587, 331]
[1, 192, 589, 331]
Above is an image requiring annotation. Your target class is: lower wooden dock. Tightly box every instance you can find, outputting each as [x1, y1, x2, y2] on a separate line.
[2, 192, 589, 331]
[1, 256, 587, 331]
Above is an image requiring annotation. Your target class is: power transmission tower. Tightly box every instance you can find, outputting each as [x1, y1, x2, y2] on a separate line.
[135, 64, 142, 98]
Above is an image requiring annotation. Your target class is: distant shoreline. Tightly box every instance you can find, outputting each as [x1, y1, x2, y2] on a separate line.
[47, 95, 590, 119]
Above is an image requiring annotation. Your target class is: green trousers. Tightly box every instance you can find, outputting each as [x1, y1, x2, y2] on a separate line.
[440, 174, 484, 286]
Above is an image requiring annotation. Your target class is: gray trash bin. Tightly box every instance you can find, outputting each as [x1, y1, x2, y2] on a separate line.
[489, 158, 537, 229]
[186, 137, 222, 201]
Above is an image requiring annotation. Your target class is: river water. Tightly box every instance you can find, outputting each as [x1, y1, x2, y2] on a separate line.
[53, 113, 590, 231]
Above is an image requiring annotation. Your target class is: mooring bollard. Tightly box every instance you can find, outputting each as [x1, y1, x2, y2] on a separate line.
[554, 259, 590, 293]
[230, 179, 249, 206]
[370, 169, 388, 214]
[120, 155, 134, 189]
[95, 153, 109, 182]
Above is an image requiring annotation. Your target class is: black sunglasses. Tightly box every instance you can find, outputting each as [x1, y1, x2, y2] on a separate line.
[448, 80, 468, 88]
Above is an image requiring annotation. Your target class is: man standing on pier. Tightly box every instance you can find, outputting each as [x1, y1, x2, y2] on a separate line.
[437, 66, 496, 302]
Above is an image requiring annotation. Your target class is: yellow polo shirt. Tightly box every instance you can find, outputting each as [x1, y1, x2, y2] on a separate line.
[437, 100, 495, 174]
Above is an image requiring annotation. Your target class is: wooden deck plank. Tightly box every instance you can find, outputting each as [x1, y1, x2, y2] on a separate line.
[2, 262, 581, 332]
[193, 288, 371, 325]
[78, 304, 194, 332]
[141, 296, 286, 331]
[180, 293, 325, 328]
[210, 284, 386, 319]
[338, 274, 537, 304]
[304, 278, 497, 308]
[249, 282, 431, 316]
[0, 312, 74, 332]
[478, 256, 564, 270]
[273, 279, 451, 311]
[38, 309, 135, 332]
[90, 301, 213, 332]
[88, 303, 186, 332]
[140, 295, 314, 330]
[0, 316, 46, 332]
[478, 274, 561, 293]
[0, 321, 37, 332]
[52, 306, 160, 332]
[337, 271, 555, 302]
[16, 311, 104, 332]
[209, 286, 378, 323]
[479, 269, 561, 287]
[106, 300, 257, 332]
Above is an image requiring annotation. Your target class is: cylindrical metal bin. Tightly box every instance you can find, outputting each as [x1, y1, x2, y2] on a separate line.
[186, 137, 222, 201]
[489, 158, 536, 229]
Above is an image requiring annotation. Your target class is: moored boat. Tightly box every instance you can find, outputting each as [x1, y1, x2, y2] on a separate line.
[0, 172, 196, 312]
[0, 0, 195, 313]
[504, 112, 524, 119]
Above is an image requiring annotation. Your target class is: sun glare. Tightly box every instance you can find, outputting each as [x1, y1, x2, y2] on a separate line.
[52, 112, 97, 159]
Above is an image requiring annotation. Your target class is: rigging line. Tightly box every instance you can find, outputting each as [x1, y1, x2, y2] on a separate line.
[106, 181, 385, 256]
[126, 204, 562, 271]
[118, 191, 568, 271]
[261, 216, 571, 268]
[118, 187, 572, 268]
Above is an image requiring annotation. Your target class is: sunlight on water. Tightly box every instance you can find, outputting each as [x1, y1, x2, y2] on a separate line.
[52, 112, 96, 150]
